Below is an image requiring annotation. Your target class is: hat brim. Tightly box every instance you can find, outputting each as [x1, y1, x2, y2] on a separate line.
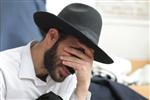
[34, 12, 113, 64]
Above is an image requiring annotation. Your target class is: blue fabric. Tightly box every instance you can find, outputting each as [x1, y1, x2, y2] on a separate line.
[0, 0, 46, 51]
[89, 76, 147, 100]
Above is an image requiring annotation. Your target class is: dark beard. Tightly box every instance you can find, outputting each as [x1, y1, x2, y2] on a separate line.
[44, 40, 75, 82]
[44, 41, 59, 71]
[44, 40, 60, 81]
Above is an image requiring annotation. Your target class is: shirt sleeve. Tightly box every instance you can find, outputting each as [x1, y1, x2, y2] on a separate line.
[69, 89, 91, 100]
[0, 70, 6, 100]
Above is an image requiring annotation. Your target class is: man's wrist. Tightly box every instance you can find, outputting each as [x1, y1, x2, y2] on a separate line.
[75, 86, 89, 100]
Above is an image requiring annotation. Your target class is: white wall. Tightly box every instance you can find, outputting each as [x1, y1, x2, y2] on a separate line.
[148, 2, 150, 60]
[96, 1, 149, 60]
[148, 19, 150, 60]
[99, 19, 149, 60]
[46, 0, 95, 15]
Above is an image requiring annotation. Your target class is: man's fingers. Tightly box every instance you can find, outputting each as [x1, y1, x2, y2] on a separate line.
[61, 55, 92, 71]
[62, 60, 81, 70]
[64, 47, 89, 60]
[60, 56, 83, 64]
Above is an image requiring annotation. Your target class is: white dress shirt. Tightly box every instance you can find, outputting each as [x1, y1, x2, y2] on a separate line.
[0, 42, 91, 100]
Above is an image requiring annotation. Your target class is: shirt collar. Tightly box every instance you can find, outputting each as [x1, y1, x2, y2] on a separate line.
[19, 41, 47, 86]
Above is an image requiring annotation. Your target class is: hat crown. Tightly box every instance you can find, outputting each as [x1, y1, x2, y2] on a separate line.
[58, 3, 102, 44]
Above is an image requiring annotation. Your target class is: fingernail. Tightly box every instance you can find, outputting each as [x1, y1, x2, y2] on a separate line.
[60, 56, 63, 59]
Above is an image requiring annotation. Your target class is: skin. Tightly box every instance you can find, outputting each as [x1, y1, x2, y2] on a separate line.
[31, 28, 94, 100]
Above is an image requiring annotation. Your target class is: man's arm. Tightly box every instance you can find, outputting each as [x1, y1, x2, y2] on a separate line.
[70, 89, 91, 100]
[0, 70, 6, 100]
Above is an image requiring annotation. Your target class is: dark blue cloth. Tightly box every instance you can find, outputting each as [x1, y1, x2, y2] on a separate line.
[0, 0, 46, 51]
[36, 91, 63, 100]
[89, 76, 147, 100]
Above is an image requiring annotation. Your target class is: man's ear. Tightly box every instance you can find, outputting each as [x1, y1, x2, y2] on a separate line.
[44, 28, 59, 48]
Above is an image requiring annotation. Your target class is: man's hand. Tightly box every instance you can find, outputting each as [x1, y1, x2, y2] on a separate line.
[60, 43, 94, 100]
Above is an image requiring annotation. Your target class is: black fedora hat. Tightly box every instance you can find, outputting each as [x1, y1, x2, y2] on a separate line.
[34, 3, 113, 64]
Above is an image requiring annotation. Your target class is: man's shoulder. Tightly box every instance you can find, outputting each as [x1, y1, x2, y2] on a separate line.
[0, 46, 23, 58]
[0, 46, 24, 70]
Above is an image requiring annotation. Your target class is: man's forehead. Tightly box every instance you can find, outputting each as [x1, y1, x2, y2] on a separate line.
[63, 35, 81, 45]
[58, 30, 88, 47]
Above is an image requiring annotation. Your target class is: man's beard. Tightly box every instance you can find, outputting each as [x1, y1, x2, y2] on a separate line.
[44, 40, 75, 82]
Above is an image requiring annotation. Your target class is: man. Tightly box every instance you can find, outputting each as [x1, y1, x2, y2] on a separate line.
[0, 0, 46, 51]
[0, 3, 113, 100]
